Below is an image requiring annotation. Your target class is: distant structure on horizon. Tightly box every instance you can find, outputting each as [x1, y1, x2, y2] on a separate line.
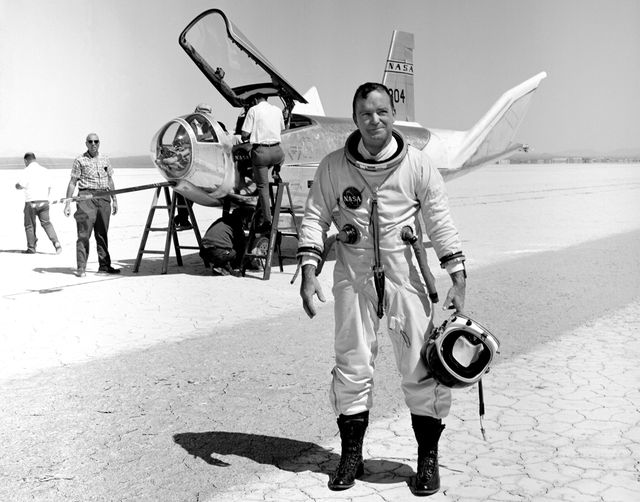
[503, 152, 640, 164]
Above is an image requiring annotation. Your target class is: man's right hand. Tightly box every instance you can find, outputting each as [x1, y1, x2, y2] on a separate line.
[64, 202, 71, 217]
[300, 264, 326, 318]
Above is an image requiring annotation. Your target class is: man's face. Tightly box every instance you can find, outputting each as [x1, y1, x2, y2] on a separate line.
[352, 90, 395, 154]
[86, 135, 100, 157]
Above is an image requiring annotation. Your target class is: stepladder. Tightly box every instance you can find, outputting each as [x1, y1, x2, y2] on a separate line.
[133, 186, 207, 274]
[241, 181, 300, 280]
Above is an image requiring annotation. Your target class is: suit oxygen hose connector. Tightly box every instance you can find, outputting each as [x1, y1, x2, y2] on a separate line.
[400, 225, 418, 244]
[337, 224, 359, 244]
[299, 224, 361, 277]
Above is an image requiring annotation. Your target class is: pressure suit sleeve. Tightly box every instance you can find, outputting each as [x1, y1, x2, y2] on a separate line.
[417, 153, 464, 269]
[297, 153, 340, 264]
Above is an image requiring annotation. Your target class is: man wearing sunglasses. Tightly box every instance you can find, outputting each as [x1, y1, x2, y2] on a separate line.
[64, 133, 119, 277]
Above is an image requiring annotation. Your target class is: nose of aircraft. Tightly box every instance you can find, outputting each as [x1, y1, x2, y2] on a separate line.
[150, 120, 194, 180]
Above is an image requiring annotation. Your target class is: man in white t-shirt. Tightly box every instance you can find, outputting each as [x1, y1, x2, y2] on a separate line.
[15, 152, 61, 254]
[241, 93, 285, 233]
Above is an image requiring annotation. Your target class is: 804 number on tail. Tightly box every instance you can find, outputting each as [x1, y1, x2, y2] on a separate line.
[387, 87, 406, 105]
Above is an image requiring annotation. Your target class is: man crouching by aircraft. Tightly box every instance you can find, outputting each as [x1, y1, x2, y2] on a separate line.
[297, 82, 466, 496]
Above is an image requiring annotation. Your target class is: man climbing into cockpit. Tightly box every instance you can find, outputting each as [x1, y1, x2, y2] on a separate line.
[240, 93, 285, 234]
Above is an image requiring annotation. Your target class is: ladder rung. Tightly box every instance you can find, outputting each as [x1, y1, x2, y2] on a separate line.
[178, 245, 200, 250]
[148, 226, 170, 231]
[139, 250, 166, 255]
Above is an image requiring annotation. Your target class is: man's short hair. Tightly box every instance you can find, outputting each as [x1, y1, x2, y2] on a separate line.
[23, 152, 36, 161]
[352, 82, 395, 115]
[195, 103, 213, 114]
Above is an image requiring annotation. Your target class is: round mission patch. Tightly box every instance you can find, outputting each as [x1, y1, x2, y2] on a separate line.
[342, 187, 362, 209]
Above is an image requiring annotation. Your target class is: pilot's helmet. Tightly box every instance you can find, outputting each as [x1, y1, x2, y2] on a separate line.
[421, 313, 500, 389]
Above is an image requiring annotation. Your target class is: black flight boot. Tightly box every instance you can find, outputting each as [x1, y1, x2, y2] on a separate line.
[328, 410, 369, 491]
[411, 414, 445, 496]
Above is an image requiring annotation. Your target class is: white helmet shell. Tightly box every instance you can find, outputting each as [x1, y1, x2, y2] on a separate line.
[421, 313, 500, 388]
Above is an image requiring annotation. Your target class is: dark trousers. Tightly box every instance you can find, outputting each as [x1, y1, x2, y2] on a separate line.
[24, 201, 59, 251]
[174, 194, 193, 225]
[74, 197, 112, 270]
[200, 247, 238, 268]
[251, 144, 285, 225]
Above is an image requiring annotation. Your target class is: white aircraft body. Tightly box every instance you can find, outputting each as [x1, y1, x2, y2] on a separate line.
[150, 9, 547, 209]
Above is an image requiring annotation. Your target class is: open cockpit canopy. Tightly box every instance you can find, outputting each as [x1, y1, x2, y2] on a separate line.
[179, 9, 307, 110]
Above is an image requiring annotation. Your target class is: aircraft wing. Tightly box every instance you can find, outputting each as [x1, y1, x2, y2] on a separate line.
[454, 72, 547, 168]
[179, 9, 307, 107]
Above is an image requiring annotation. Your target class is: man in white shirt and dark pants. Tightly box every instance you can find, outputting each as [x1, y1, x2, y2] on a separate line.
[15, 152, 61, 254]
[241, 93, 285, 233]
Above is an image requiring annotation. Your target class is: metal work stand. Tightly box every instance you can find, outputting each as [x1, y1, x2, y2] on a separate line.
[133, 187, 207, 274]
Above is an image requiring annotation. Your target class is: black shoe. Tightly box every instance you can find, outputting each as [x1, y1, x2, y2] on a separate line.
[22, 249, 36, 254]
[328, 411, 369, 491]
[237, 187, 258, 197]
[212, 263, 242, 277]
[212, 266, 230, 276]
[411, 415, 445, 496]
[97, 266, 121, 275]
[414, 449, 440, 496]
[175, 222, 193, 231]
[329, 459, 364, 491]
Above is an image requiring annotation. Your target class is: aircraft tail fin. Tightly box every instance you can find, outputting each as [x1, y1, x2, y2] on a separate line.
[382, 31, 415, 122]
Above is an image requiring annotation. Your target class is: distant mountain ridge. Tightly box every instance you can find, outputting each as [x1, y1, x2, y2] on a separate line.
[510, 147, 640, 163]
[555, 147, 640, 158]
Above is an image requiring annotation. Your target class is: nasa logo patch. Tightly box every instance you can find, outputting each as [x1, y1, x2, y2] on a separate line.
[342, 187, 362, 209]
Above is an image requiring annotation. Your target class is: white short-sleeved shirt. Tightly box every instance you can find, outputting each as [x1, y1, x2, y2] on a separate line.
[18, 161, 52, 201]
[241, 100, 284, 145]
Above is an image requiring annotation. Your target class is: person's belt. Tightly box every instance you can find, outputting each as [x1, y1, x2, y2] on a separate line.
[28, 200, 48, 207]
[253, 142, 280, 147]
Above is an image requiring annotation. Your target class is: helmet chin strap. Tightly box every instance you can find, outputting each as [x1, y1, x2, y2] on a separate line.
[423, 313, 499, 440]
[478, 379, 486, 441]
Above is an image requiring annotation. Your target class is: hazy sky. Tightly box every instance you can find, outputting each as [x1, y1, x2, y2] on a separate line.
[1, 0, 638, 157]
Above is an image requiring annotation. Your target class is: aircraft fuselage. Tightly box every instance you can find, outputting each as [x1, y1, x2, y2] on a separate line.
[151, 111, 432, 209]
[151, 8, 545, 209]
[278, 115, 431, 208]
